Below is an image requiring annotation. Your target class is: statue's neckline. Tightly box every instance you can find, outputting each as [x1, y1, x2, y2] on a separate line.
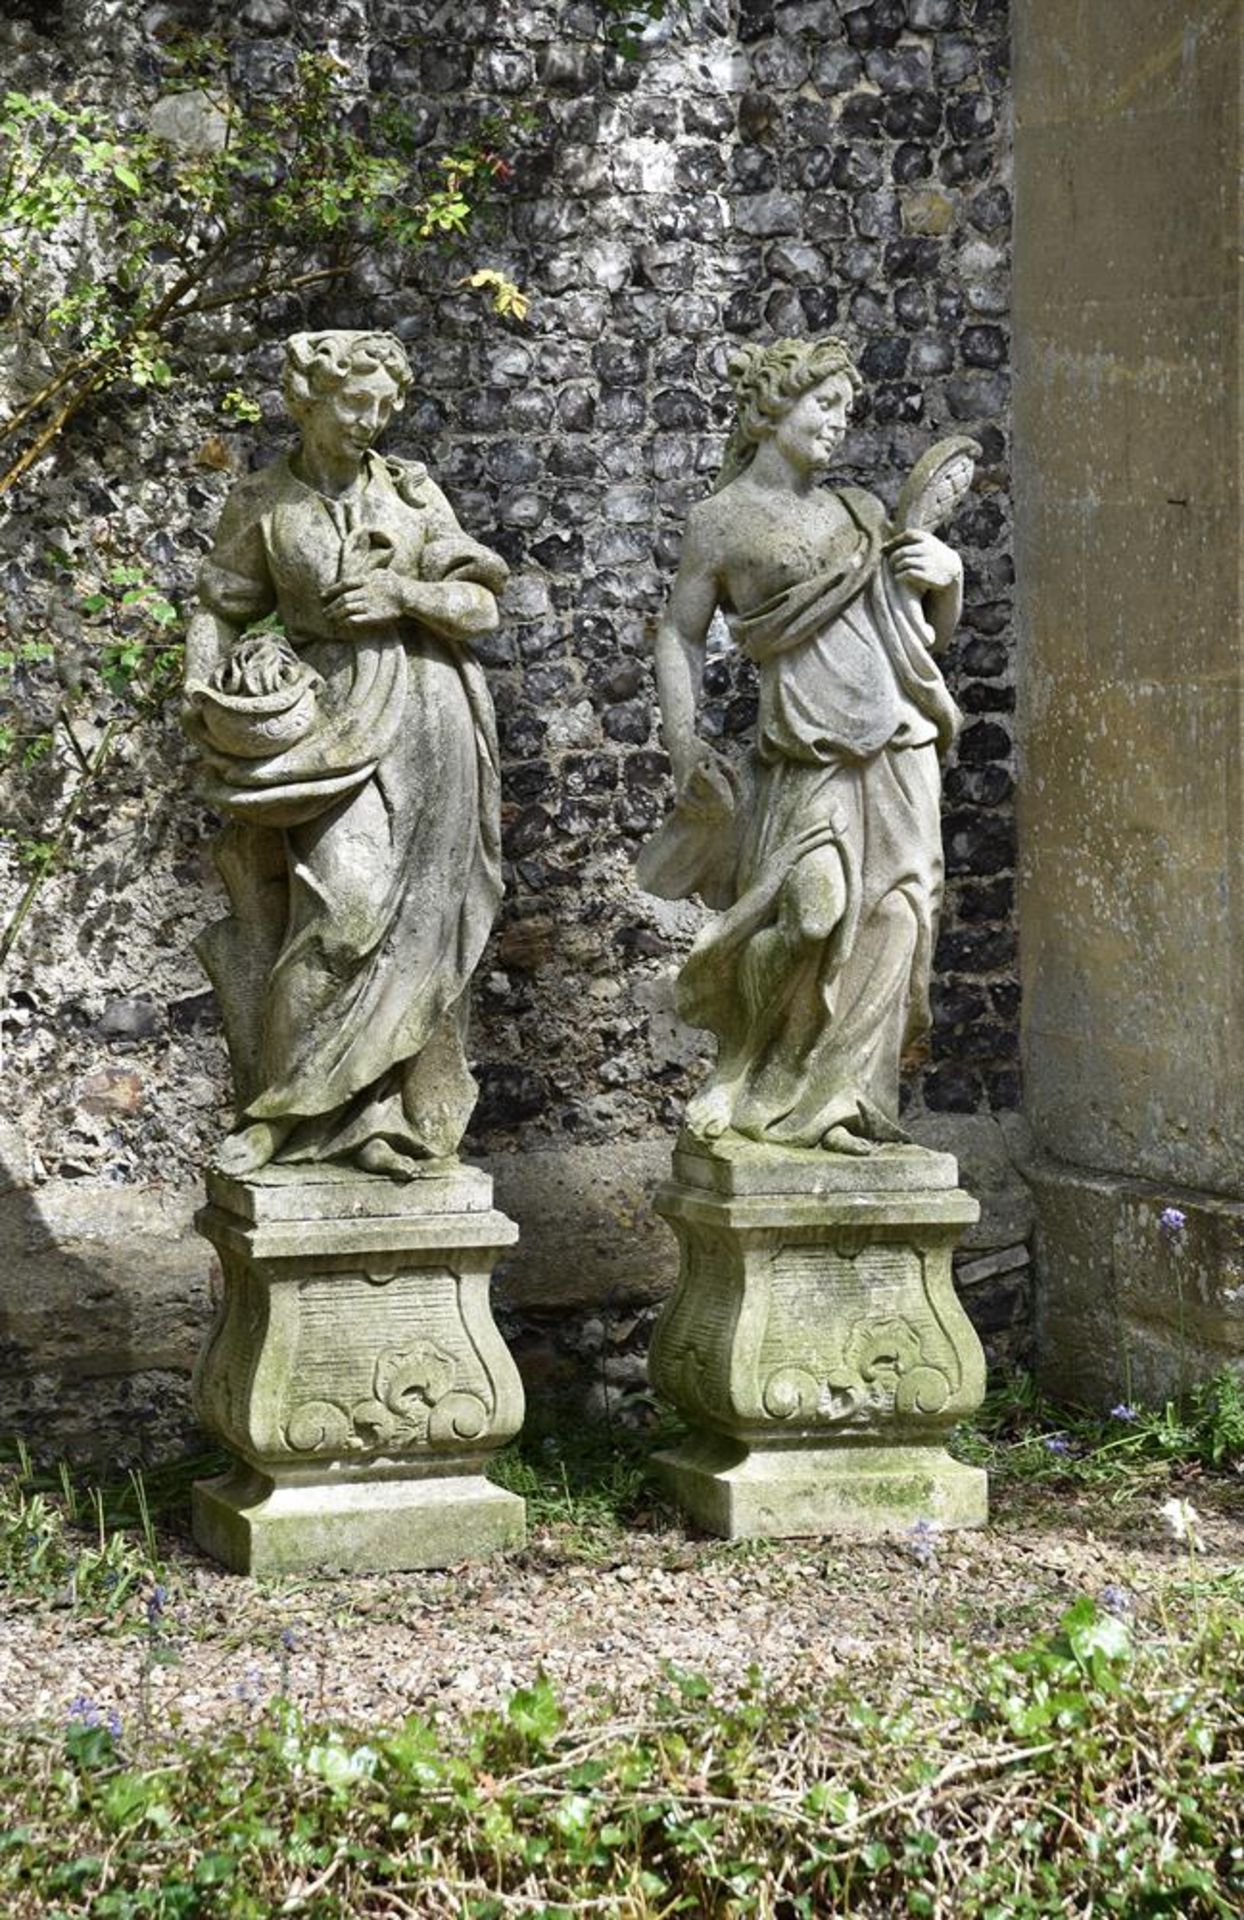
[284, 448, 380, 505]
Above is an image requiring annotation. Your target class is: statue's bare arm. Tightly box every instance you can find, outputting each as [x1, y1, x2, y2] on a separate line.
[653, 508, 724, 790]
[322, 572, 498, 638]
[325, 477, 502, 641]
[888, 528, 963, 650]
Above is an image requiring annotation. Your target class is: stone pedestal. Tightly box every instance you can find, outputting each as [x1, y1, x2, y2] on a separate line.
[648, 1136, 987, 1539]
[191, 1162, 525, 1575]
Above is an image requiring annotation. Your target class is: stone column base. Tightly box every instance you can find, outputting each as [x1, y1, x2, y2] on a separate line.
[191, 1161, 525, 1575]
[648, 1135, 988, 1541]
[1030, 1156, 1244, 1409]
[655, 1434, 988, 1540]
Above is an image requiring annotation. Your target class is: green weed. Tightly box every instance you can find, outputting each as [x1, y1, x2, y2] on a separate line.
[953, 1367, 1244, 1501]
[0, 1597, 1238, 1917]
[490, 1415, 677, 1552]
[0, 1476, 150, 1617]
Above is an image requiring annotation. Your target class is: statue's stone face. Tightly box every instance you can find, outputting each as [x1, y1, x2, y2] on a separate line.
[303, 365, 402, 461]
[771, 373, 853, 477]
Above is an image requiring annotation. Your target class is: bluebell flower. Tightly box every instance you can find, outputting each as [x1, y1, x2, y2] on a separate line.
[907, 1518, 941, 1567]
[146, 1583, 167, 1627]
[1101, 1584, 1134, 1616]
[68, 1695, 119, 1735]
[1043, 1434, 1072, 1456]
[1110, 1403, 1139, 1422]
[1159, 1206, 1187, 1235]
[281, 1626, 298, 1653]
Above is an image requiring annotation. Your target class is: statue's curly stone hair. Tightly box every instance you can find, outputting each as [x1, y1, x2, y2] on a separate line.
[282, 329, 413, 422]
[716, 336, 861, 489]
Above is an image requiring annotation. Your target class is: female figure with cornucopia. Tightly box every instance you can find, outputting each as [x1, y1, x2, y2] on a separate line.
[183, 329, 507, 1179]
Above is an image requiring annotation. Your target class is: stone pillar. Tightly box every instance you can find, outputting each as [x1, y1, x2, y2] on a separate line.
[648, 1137, 987, 1539]
[191, 1164, 525, 1574]
[1014, 2, 1244, 1402]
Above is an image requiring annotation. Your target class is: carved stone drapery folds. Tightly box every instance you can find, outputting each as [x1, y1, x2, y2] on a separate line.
[182, 332, 525, 1572]
[641, 339, 987, 1537]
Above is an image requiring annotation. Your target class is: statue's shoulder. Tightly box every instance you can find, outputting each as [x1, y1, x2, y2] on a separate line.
[683, 485, 735, 556]
[834, 484, 888, 532]
[380, 454, 439, 508]
[209, 457, 289, 543]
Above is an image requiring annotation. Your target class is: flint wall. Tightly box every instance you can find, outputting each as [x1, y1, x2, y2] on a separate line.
[0, 0, 1025, 1459]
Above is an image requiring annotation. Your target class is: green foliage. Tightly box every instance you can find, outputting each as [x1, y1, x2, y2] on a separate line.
[954, 1367, 1244, 1496]
[974, 1595, 1133, 1739]
[218, 388, 260, 423]
[0, 1457, 158, 1616]
[0, 51, 526, 495]
[489, 1413, 676, 1551]
[0, 1598, 1239, 1915]
[600, 0, 672, 57]
[0, 541, 187, 964]
[2, 1416, 1243, 1912]
[462, 267, 531, 321]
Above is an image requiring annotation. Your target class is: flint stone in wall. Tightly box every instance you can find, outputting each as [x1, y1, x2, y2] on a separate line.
[148, 90, 230, 153]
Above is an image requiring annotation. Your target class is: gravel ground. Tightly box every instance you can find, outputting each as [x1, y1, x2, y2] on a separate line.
[2, 1479, 1240, 1742]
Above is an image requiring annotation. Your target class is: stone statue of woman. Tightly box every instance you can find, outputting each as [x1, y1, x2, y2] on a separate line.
[182, 329, 509, 1180]
[641, 336, 977, 1155]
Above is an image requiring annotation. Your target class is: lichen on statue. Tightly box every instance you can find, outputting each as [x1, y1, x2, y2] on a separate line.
[182, 329, 509, 1180]
[639, 336, 978, 1155]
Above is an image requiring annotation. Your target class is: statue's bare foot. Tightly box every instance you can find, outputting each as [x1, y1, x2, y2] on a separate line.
[215, 1119, 291, 1176]
[686, 1085, 734, 1140]
[356, 1138, 420, 1182]
[823, 1124, 878, 1157]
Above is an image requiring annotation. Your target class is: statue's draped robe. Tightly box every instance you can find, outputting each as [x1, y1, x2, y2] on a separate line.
[189, 452, 506, 1165]
[673, 487, 961, 1148]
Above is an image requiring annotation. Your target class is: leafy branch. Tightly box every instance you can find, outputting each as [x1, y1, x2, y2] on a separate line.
[0, 53, 525, 498]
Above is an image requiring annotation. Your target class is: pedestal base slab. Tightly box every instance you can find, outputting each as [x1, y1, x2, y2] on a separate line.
[654, 1435, 987, 1540]
[193, 1467, 525, 1576]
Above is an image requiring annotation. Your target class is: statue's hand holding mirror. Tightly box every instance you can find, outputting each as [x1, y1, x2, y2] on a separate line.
[884, 528, 963, 594]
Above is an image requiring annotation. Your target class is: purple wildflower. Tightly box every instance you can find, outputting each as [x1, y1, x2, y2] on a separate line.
[1101, 1584, 1134, 1616]
[1043, 1434, 1073, 1456]
[233, 1665, 265, 1707]
[281, 1626, 298, 1654]
[1159, 1207, 1187, 1236]
[907, 1518, 941, 1568]
[146, 1583, 167, 1627]
[1110, 1403, 1139, 1423]
[68, 1696, 121, 1736]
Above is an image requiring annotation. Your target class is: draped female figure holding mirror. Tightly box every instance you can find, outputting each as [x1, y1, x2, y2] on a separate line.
[641, 337, 977, 1154]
